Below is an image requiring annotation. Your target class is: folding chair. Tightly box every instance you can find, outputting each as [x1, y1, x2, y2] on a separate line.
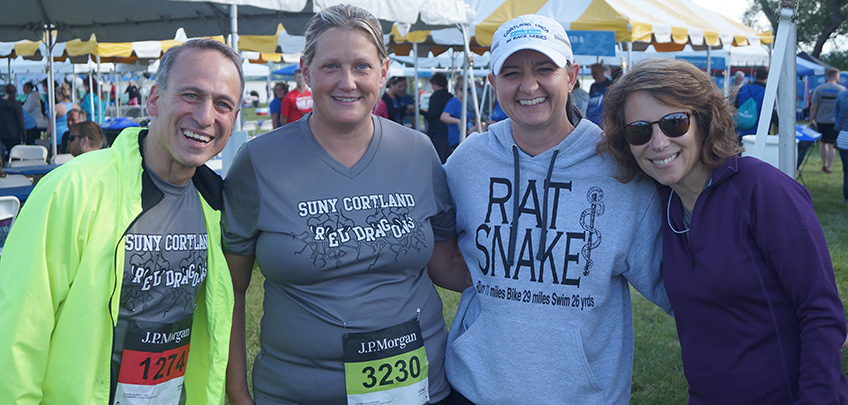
[8, 145, 48, 168]
[0, 195, 21, 254]
[242, 120, 258, 136]
[51, 154, 74, 165]
[795, 124, 822, 186]
[259, 120, 273, 134]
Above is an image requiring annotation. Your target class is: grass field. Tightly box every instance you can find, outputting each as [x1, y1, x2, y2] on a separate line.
[236, 125, 848, 402]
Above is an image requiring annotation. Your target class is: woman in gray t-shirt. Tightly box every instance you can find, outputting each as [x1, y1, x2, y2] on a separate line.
[221, 5, 470, 405]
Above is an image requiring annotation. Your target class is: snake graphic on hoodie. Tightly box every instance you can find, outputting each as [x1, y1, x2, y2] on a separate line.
[443, 118, 672, 404]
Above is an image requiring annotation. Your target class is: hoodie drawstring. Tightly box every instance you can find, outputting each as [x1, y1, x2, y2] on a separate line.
[507, 145, 560, 265]
[536, 149, 559, 261]
[507, 145, 520, 267]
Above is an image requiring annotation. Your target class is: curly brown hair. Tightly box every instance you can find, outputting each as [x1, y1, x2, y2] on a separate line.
[598, 58, 742, 183]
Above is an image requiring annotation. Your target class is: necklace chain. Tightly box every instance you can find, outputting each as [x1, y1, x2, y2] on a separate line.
[667, 189, 690, 234]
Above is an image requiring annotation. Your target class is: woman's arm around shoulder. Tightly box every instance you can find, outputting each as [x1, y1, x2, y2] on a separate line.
[428, 239, 472, 293]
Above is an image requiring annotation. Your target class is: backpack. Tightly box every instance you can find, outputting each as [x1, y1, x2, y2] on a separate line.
[735, 85, 762, 130]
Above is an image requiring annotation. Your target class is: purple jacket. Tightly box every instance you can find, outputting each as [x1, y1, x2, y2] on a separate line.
[659, 156, 847, 404]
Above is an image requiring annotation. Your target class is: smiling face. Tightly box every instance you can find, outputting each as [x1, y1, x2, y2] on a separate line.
[490, 49, 577, 137]
[302, 27, 388, 134]
[145, 48, 240, 184]
[273, 84, 287, 99]
[625, 91, 710, 199]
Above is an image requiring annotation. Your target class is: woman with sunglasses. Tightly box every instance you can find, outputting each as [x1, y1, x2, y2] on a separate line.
[601, 58, 848, 403]
[442, 15, 671, 404]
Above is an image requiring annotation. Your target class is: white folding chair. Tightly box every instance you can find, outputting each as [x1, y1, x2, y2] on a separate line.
[50, 154, 74, 165]
[259, 120, 273, 133]
[0, 195, 21, 254]
[8, 145, 48, 167]
[242, 121, 258, 136]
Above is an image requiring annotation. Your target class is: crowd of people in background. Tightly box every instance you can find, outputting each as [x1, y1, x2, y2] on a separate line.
[0, 74, 132, 165]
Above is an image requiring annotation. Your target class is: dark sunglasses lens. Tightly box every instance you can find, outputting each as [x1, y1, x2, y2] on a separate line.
[659, 113, 690, 137]
[624, 122, 652, 145]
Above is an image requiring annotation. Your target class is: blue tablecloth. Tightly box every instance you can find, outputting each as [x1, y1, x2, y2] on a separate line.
[0, 185, 34, 202]
[3, 164, 60, 176]
[796, 124, 821, 142]
[100, 117, 140, 130]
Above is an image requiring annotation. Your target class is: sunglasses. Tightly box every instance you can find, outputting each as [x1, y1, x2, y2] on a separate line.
[624, 112, 691, 146]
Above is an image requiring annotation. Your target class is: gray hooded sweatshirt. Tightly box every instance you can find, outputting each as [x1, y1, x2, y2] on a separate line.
[444, 118, 671, 404]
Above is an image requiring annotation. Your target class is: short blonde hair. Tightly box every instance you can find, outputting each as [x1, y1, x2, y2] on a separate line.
[302, 4, 388, 67]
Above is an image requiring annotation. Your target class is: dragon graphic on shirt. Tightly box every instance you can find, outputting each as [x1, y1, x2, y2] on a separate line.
[294, 194, 427, 271]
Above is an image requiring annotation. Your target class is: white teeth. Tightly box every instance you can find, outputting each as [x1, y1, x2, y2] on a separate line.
[651, 154, 677, 166]
[518, 97, 546, 106]
[183, 130, 211, 143]
[334, 97, 358, 102]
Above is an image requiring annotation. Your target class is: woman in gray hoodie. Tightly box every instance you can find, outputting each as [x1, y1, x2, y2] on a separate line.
[443, 15, 671, 404]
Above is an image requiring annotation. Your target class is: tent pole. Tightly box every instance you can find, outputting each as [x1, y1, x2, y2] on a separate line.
[88, 68, 94, 122]
[724, 65, 731, 98]
[706, 46, 711, 73]
[231, 4, 242, 132]
[749, 0, 797, 177]
[266, 63, 271, 104]
[116, 67, 122, 119]
[413, 43, 420, 131]
[461, 24, 482, 137]
[46, 25, 57, 157]
[777, 1, 797, 175]
[460, 50, 467, 143]
[97, 55, 102, 123]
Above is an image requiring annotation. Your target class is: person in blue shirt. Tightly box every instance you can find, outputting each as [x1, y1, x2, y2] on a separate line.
[735, 66, 776, 137]
[440, 77, 477, 154]
[269, 82, 288, 129]
[833, 88, 848, 212]
[485, 101, 507, 129]
[586, 63, 611, 126]
[81, 76, 102, 123]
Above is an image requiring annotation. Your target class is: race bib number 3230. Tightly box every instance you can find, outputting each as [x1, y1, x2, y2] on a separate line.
[343, 318, 429, 405]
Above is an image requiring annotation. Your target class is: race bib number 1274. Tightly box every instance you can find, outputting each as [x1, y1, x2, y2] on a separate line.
[114, 317, 192, 405]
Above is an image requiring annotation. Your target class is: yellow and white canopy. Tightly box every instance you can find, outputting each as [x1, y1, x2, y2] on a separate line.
[393, 0, 772, 53]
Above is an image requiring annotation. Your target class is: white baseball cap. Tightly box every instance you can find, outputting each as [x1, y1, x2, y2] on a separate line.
[490, 14, 573, 75]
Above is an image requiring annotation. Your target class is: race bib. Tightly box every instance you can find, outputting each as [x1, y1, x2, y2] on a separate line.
[113, 316, 193, 405]
[343, 318, 429, 405]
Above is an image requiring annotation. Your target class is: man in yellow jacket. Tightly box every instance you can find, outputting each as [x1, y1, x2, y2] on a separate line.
[0, 38, 241, 404]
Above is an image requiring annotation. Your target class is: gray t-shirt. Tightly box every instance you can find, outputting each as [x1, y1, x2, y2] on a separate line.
[812, 82, 847, 124]
[110, 166, 208, 405]
[222, 115, 454, 404]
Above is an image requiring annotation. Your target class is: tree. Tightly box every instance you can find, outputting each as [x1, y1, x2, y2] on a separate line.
[745, 0, 848, 58]
[821, 49, 848, 69]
